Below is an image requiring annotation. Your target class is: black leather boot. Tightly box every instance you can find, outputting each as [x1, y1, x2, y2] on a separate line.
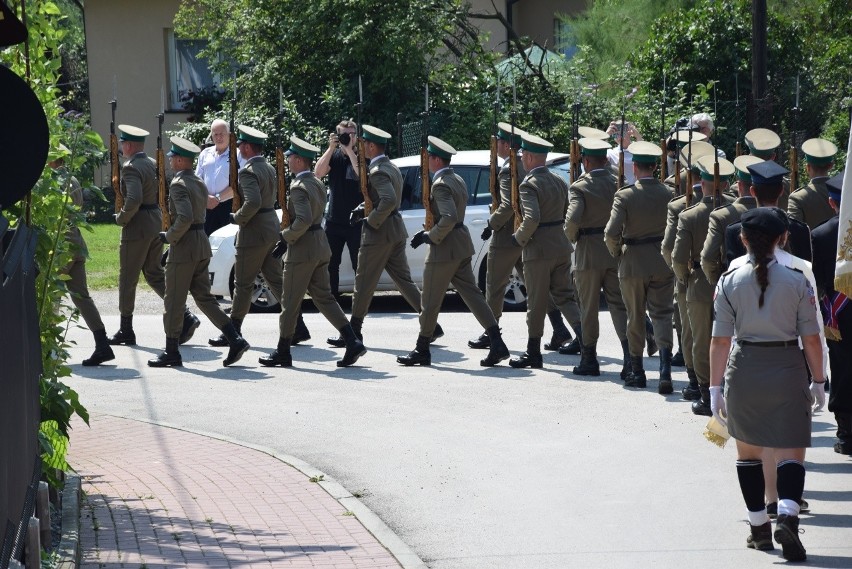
[510, 337, 543, 369]
[558, 323, 582, 355]
[109, 315, 136, 346]
[747, 521, 774, 551]
[691, 385, 712, 416]
[82, 329, 115, 366]
[774, 515, 806, 562]
[645, 316, 658, 357]
[222, 322, 250, 367]
[671, 327, 685, 366]
[209, 317, 241, 347]
[619, 339, 631, 381]
[179, 311, 201, 345]
[397, 335, 431, 366]
[259, 337, 292, 367]
[682, 368, 701, 400]
[337, 324, 367, 367]
[658, 348, 673, 394]
[148, 337, 182, 367]
[480, 325, 510, 366]
[544, 310, 571, 350]
[625, 356, 646, 388]
[430, 323, 444, 343]
[573, 344, 600, 376]
[328, 316, 361, 348]
[468, 330, 490, 349]
[292, 313, 311, 345]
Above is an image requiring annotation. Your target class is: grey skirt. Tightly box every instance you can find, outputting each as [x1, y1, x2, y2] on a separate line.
[725, 343, 813, 448]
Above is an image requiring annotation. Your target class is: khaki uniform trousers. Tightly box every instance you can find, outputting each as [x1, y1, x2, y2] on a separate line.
[675, 285, 694, 368]
[421, 256, 496, 337]
[352, 239, 422, 320]
[231, 242, 284, 321]
[65, 258, 104, 332]
[575, 267, 627, 346]
[280, 258, 348, 338]
[620, 274, 674, 357]
[523, 257, 581, 338]
[487, 246, 565, 323]
[119, 236, 166, 316]
[687, 299, 712, 386]
[164, 258, 229, 339]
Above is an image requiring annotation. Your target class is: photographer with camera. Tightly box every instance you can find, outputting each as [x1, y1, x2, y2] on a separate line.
[606, 120, 643, 185]
[315, 120, 362, 300]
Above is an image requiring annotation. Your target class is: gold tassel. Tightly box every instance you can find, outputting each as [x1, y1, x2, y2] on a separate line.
[824, 325, 842, 342]
[835, 271, 852, 299]
[704, 416, 730, 448]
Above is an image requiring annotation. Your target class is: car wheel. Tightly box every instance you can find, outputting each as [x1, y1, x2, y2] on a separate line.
[229, 267, 281, 314]
[477, 254, 528, 312]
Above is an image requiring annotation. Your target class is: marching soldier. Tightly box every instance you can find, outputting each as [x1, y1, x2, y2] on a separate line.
[604, 141, 674, 389]
[743, 128, 791, 212]
[788, 138, 838, 230]
[509, 132, 583, 369]
[399, 137, 509, 367]
[700, 155, 761, 285]
[259, 137, 365, 368]
[471, 122, 573, 353]
[564, 137, 628, 377]
[672, 155, 735, 408]
[209, 125, 284, 347]
[109, 125, 200, 347]
[344, 125, 432, 344]
[148, 137, 249, 367]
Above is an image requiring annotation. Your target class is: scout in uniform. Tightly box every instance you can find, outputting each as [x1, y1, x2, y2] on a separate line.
[743, 128, 791, 212]
[564, 137, 628, 377]
[258, 137, 365, 368]
[148, 137, 249, 367]
[662, 139, 715, 387]
[811, 172, 851, 455]
[109, 125, 201, 347]
[604, 141, 674, 388]
[509, 132, 582, 369]
[788, 138, 837, 230]
[399, 137, 510, 367]
[700, 155, 761, 286]
[50, 146, 113, 366]
[470, 122, 573, 353]
[344, 125, 433, 344]
[209, 125, 284, 347]
[672, 155, 736, 406]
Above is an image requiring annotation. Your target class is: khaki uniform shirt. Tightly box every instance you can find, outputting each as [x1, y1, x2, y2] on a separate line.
[788, 177, 835, 230]
[672, 195, 732, 301]
[116, 152, 160, 240]
[425, 168, 474, 262]
[233, 156, 279, 248]
[362, 155, 407, 245]
[281, 172, 330, 263]
[700, 196, 756, 284]
[488, 155, 525, 248]
[164, 170, 211, 263]
[564, 168, 619, 271]
[513, 166, 572, 262]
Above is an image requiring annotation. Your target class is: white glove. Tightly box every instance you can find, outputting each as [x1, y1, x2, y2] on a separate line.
[810, 380, 826, 412]
[709, 385, 727, 427]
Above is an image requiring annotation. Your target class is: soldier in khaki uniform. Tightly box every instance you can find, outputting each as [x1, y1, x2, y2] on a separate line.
[347, 125, 430, 343]
[208, 126, 284, 347]
[50, 147, 113, 366]
[259, 137, 365, 368]
[148, 137, 249, 368]
[399, 137, 509, 367]
[564, 137, 628, 377]
[787, 138, 837, 230]
[672, 155, 736, 407]
[470, 122, 572, 353]
[605, 141, 674, 389]
[509, 133, 582, 369]
[743, 128, 791, 212]
[109, 125, 198, 347]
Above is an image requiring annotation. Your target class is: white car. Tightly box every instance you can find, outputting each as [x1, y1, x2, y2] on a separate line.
[208, 150, 572, 312]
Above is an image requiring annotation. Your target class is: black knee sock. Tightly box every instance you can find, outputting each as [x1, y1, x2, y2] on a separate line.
[736, 459, 765, 512]
[777, 460, 805, 504]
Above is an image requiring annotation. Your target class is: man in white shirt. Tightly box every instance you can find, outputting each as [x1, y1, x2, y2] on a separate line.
[195, 119, 245, 235]
[606, 120, 642, 186]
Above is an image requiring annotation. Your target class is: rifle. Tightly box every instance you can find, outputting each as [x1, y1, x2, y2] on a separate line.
[489, 78, 499, 213]
[276, 85, 290, 229]
[357, 75, 371, 216]
[685, 118, 695, 208]
[421, 82, 434, 230]
[510, 83, 521, 231]
[109, 81, 121, 213]
[570, 100, 581, 184]
[660, 70, 668, 180]
[789, 75, 800, 191]
[617, 107, 626, 187]
[156, 91, 168, 230]
[229, 75, 241, 213]
[713, 145, 722, 209]
[735, 73, 742, 157]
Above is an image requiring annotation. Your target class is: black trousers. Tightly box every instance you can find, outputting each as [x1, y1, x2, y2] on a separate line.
[205, 199, 233, 236]
[325, 220, 361, 296]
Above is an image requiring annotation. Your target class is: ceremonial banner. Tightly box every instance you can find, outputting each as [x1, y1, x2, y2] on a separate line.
[836, 116, 852, 296]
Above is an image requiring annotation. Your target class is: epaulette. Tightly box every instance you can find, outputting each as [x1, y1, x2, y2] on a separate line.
[721, 266, 739, 278]
[668, 194, 686, 205]
[616, 183, 635, 192]
[682, 202, 701, 213]
[784, 265, 804, 274]
[710, 202, 732, 214]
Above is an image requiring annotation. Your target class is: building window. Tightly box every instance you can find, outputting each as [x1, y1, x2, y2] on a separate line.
[166, 29, 221, 110]
[554, 18, 577, 59]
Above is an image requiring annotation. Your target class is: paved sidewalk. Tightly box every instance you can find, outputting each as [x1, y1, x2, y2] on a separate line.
[69, 414, 403, 568]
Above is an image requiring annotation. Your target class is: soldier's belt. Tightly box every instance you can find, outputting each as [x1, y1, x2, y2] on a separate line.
[737, 339, 798, 348]
[139, 204, 160, 210]
[623, 235, 663, 246]
[190, 223, 205, 230]
[307, 224, 323, 231]
[257, 208, 275, 213]
[537, 220, 563, 228]
[577, 227, 604, 237]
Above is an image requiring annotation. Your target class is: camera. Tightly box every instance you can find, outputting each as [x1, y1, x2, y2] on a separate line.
[666, 117, 699, 153]
[338, 132, 351, 146]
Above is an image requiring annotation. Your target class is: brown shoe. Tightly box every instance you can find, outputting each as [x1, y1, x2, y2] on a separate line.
[774, 515, 806, 562]
[746, 521, 774, 551]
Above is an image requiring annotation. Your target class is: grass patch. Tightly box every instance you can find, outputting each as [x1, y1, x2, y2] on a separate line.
[81, 223, 151, 291]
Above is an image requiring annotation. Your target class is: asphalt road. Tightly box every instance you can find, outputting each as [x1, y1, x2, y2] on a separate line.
[66, 290, 852, 568]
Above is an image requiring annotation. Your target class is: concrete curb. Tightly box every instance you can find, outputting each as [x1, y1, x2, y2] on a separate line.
[100, 413, 428, 569]
[55, 474, 81, 569]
